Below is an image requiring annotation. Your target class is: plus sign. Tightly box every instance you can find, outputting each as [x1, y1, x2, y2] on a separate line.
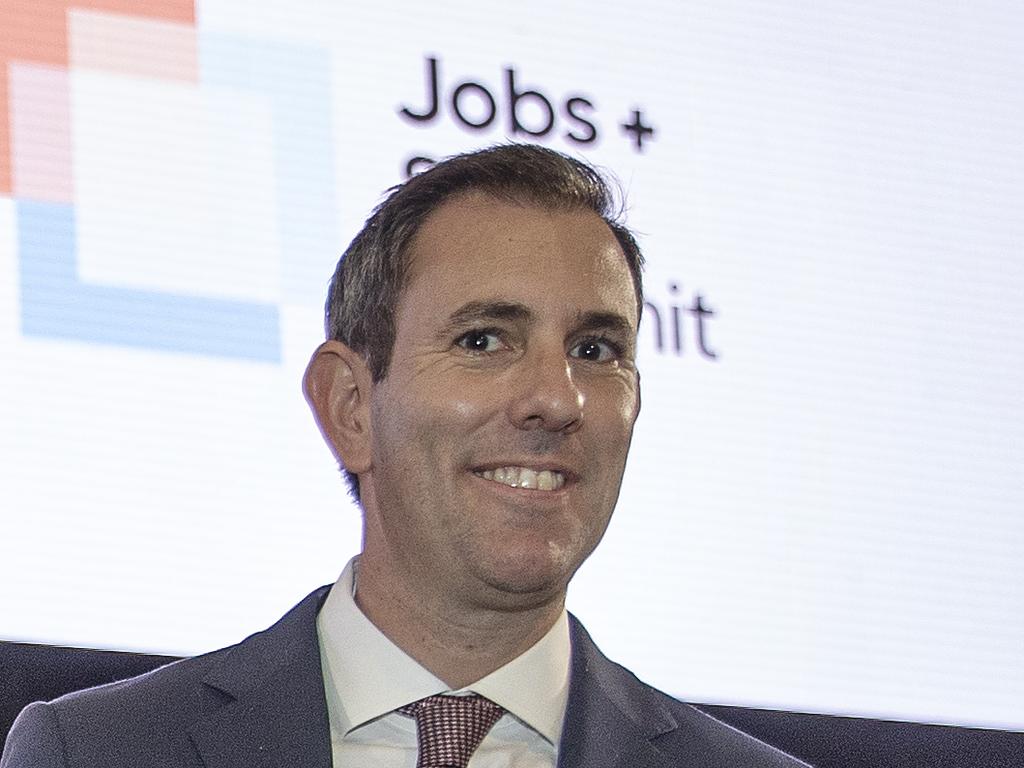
[621, 109, 655, 152]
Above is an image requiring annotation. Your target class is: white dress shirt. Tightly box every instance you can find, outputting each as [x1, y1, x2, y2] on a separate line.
[316, 558, 571, 768]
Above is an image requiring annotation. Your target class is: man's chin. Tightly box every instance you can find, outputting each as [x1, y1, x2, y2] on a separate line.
[470, 550, 582, 608]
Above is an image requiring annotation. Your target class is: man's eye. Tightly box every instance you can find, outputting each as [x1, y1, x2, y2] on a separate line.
[456, 330, 503, 353]
[570, 338, 619, 362]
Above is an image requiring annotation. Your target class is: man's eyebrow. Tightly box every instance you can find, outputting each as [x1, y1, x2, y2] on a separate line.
[573, 311, 636, 338]
[438, 303, 635, 341]
[440, 301, 534, 334]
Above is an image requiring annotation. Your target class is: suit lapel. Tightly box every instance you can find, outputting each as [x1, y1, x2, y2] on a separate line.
[558, 616, 679, 768]
[188, 587, 333, 768]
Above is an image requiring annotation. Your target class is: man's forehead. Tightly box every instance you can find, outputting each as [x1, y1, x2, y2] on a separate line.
[400, 218, 636, 345]
[411, 189, 601, 242]
[403, 193, 633, 294]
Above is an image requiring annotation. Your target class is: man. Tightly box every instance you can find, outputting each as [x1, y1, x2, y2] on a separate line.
[2, 145, 805, 767]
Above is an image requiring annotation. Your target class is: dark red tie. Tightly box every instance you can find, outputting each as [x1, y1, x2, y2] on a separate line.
[399, 694, 505, 768]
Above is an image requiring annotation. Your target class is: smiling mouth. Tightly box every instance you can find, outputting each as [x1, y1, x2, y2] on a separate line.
[474, 466, 567, 491]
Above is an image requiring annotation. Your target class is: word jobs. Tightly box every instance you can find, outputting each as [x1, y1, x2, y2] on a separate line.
[399, 56, 598, 144]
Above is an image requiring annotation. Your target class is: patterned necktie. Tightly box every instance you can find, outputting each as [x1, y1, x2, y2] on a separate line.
[399, 694, 505, 768]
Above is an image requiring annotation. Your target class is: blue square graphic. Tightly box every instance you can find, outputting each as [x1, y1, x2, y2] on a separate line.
[18, 201, 281, 361]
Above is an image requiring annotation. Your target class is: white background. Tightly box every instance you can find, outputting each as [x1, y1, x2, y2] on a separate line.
[2, 0, 1023, 731]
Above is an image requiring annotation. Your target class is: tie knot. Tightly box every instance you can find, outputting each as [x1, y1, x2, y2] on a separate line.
[400, 695, 505, 768]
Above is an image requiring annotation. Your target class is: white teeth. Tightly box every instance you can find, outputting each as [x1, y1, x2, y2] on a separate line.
[537, 470, 555, 491]
[478, 467, 565, 491]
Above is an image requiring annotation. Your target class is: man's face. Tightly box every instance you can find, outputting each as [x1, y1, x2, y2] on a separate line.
[360, 193, 640, 611]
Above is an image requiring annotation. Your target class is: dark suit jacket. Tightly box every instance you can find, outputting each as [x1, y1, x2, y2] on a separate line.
[1, 587, 807, 768]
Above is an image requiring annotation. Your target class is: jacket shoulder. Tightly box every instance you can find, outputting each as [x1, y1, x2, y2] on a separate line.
[602, 659, 808, 766]
[2, 702, 66, 768]
[3, 648, 230, 768]
[1, 587, 330, 768]
[655, 698, 812, 767]
[565, 616, 809, 768]
[51, 647, 228, 725]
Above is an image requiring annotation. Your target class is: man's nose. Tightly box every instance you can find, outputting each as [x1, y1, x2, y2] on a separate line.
[508, 348, 584, 433]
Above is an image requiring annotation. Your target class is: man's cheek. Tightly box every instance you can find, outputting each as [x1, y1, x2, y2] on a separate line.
[447, 389, 495, 422]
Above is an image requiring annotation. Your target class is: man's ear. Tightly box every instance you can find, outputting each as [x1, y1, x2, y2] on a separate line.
[303, 340, 374, 474]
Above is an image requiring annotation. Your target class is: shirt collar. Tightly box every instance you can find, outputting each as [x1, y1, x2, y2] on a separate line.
[316, 557, 570, 745]
[467, 605, 570, 745]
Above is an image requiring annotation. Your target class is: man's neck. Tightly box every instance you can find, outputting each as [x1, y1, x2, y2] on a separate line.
[353, 557, 565, 689]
